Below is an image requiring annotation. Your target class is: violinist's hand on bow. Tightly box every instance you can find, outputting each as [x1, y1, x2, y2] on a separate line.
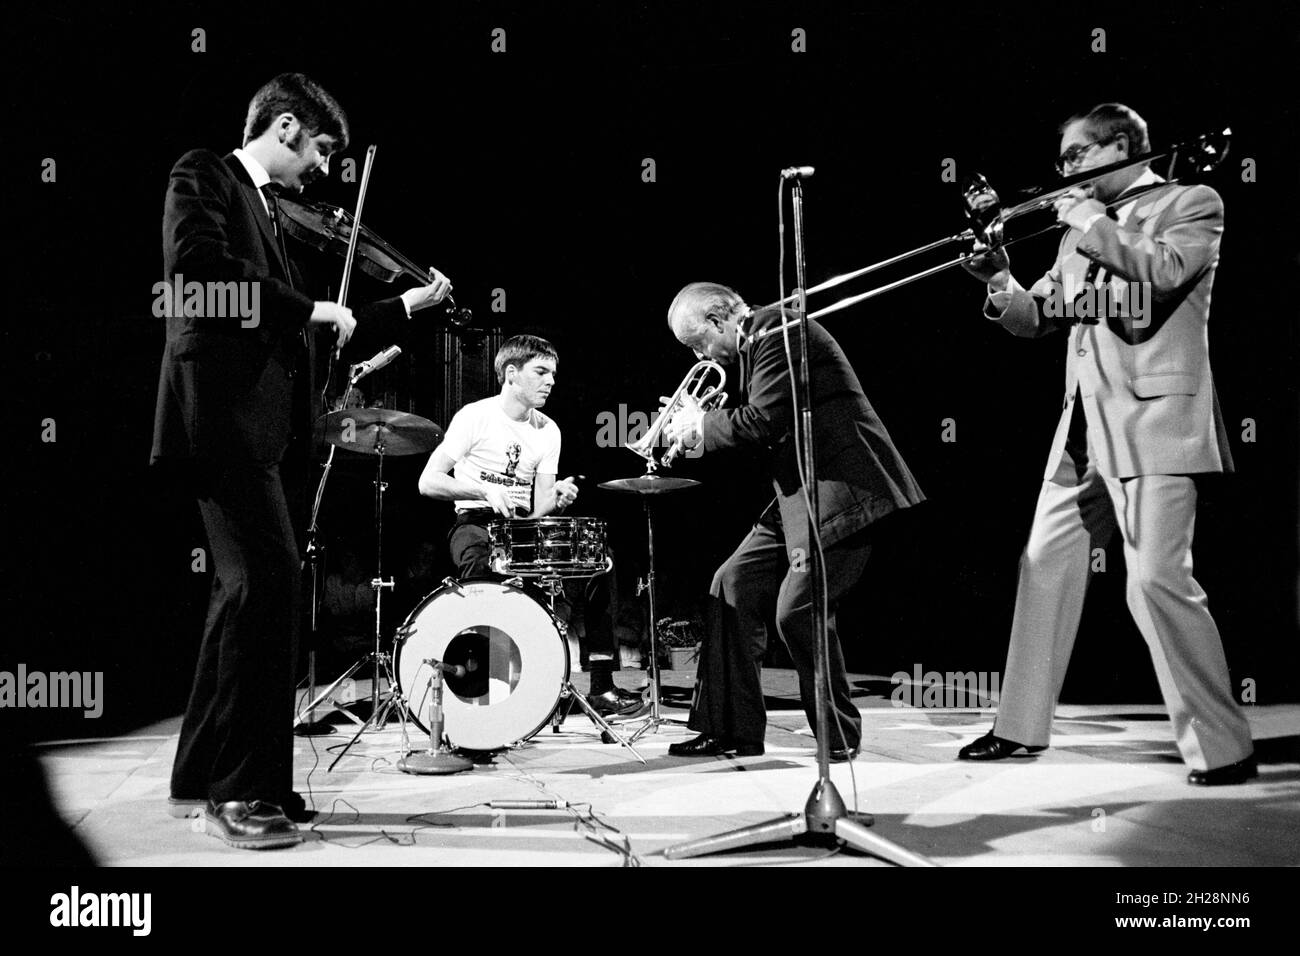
[401, 269, 453, 314]
[1053, 187, 1106, 233]
[310, 301, 357, 348]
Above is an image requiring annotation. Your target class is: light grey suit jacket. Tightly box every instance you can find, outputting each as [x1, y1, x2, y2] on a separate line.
[985, 177, 1235, 479]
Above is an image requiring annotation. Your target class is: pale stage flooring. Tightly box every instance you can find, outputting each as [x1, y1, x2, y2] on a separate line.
[36, 669, 1300, 867]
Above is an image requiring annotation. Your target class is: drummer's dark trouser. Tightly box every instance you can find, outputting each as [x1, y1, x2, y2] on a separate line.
[689, 509, 872, 751]
[447, 510, 619, 668]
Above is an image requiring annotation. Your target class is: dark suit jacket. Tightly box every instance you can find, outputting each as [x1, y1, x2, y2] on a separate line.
[151, 149, 408, 468]
[702, 307, 924, 549]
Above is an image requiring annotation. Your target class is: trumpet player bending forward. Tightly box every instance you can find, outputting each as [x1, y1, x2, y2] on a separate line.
[661, 282, 925, 760]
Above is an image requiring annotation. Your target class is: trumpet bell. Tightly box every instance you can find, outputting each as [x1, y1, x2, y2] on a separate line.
[625, 360, 728, 470]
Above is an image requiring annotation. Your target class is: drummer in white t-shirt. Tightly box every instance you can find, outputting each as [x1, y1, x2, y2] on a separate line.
[418, 335, 644, 717]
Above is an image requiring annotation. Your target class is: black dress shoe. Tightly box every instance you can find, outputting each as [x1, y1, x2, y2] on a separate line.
[829, 745, 860, 763]
[587, 689, 646, 717]
[1187, 756, 1258, 786]
[957, 731, 1047, 761]
[667, 733, 764, 757]
[612, 686, 644, 705]
[204, 800, 302, 850]
[173, 791, 316, 823]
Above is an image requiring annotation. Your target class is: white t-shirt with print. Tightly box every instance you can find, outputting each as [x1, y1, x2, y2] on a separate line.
[439, 397, 561, 514]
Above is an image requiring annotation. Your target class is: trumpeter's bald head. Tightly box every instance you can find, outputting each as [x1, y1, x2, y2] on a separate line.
[667, 282, 748, 364]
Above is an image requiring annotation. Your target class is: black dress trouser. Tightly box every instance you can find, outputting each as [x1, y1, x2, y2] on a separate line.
[689, 509, 872, 750]
[171, 459, 301, 804]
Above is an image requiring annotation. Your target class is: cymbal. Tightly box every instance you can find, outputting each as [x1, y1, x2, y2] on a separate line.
[597, 475, 701, 494]
[316, 407, 444, 456]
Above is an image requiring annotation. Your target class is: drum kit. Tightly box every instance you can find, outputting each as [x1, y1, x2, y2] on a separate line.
[293, 361, 724, 771]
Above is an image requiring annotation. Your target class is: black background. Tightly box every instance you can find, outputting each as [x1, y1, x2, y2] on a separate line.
[5, 0, 1298, 740]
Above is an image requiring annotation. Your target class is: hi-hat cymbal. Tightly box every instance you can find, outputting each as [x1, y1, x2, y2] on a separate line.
[597, 475, 701, 494]
[316, 407, 443, 456]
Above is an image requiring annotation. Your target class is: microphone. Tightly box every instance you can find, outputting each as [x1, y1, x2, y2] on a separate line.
[350, 345, 402, 382]
[781, 166, 815, 180]
[425, 658, 478, 678]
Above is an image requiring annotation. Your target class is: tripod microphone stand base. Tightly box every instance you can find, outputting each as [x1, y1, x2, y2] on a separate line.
[398, 749, 474, 775]
[663, 777, 936, 865]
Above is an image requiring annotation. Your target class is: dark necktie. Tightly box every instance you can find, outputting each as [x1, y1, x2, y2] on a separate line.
[261, 184, 308, 353]
[260, 185, 295, 289]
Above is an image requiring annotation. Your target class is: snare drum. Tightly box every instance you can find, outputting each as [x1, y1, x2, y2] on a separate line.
[489, 517, 610, 577]
[394, 579, 569, 751]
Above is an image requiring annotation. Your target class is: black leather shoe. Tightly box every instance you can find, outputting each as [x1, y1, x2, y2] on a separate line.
[204, 800, 302, 849]
[588, 689, 646, 717]
[957, 731, 1047, 761]
[829, 745, 860, 763]
[668, 733, 764, 757]
[173, 791, 316, 823]
[612, 686, 644, 705]
[1187, 756, 1258, 786]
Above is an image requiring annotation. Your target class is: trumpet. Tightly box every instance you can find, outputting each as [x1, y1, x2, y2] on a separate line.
[626, 361, 728, 470]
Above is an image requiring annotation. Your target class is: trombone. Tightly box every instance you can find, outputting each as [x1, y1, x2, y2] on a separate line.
[756, 128, 1232, 329]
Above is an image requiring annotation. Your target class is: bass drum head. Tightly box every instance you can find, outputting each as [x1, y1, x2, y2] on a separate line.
[395, 579, 568, 751]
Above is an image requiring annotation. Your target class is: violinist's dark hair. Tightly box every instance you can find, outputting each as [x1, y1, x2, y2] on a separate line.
[1060, 103, 1150, 158]
[242, 73, 350, 149]
[495, 335, 558, 386]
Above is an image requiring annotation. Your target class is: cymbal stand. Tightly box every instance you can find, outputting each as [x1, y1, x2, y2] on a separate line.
[324, 431, 418, 770]
[621, 484, 689, 743]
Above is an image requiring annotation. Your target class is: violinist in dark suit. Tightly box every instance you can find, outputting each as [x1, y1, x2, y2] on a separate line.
[151, 73, 450, 848]
[662, 282, 924, 760]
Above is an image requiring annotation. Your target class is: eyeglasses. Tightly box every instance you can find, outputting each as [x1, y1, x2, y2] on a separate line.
[1056, 133, 1120, 176]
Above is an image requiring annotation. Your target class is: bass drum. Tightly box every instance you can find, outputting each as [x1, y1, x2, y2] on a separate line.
[394, 578, 569, 752]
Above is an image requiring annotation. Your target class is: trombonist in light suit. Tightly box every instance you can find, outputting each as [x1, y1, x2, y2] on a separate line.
[957, 103, 1255, 785]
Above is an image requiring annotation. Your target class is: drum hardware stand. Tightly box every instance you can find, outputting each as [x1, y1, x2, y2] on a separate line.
[293, 374, 359, 737]
[295, 431, 418, 770]
[520, 573, 646, 764]
[398, 660, 474, 775]
[664, 172, 935, 865]
[620, 493, 689, 743]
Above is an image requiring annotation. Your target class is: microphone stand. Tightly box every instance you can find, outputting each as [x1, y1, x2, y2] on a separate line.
[663, 174, 935, 866]
[293, 374, 360, 736]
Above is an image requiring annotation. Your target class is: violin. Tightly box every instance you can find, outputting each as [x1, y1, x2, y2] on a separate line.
[272, 187, 472, 326]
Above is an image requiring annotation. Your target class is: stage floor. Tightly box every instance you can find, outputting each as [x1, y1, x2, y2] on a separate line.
[35, 669, 1300, 867]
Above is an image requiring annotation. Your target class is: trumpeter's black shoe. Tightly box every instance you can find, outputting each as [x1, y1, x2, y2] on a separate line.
[667, 733, 764, 757]
[957, 731, 1047, 761]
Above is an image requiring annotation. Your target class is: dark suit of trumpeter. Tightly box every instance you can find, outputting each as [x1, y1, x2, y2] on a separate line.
[151, 149, 407, 804]
[688, 308, 925, 749]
